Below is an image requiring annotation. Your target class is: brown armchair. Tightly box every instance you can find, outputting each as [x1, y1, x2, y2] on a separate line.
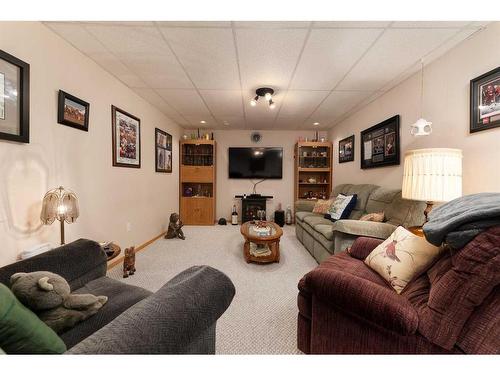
[297, 229, 500, 354]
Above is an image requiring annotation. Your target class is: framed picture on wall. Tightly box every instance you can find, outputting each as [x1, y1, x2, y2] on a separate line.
[360, 115, 400, 169]
[155, 128, 172, 173]
[0, 50, 30, 143]
[111, 105, 141, 168]
[470, 66, 500, 133]
[338, 135, 355, 163]
[57, 90, 90, 131]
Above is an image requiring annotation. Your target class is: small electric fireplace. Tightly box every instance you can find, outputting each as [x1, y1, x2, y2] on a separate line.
[235, 194, 274, 223]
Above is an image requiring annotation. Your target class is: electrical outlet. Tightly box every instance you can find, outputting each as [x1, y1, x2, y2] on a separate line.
[126, 222, 132, 232]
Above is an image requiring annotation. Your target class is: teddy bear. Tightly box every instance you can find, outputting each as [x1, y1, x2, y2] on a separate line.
[10, 271, 108, 333]
[165, 212, 185, 240]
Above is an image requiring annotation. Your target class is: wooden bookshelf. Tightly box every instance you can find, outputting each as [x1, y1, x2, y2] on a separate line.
[294, 141, 333, 202]
[179, 139, 216, 225]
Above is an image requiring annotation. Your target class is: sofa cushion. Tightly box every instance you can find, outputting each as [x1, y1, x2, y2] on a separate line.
[332, 184, 379, 219]
[59, 276, 151, 349]
[385, 195, 426, 227]
[303, 215, 334, 228]
[332, 220, 397, 239]
[315, 224, 335, 241]
[295, 211, 319, 223]
[365, 188, 400, 214]
[365, 226, 442, 294]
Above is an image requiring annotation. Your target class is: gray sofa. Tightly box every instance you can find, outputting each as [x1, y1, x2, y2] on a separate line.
[295, 184, 426, 263]
[0, 239, 235, 354]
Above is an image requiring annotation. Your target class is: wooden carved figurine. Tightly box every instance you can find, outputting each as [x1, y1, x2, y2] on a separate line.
[123, 246, 136, 278]
[165, 213, 185, 240]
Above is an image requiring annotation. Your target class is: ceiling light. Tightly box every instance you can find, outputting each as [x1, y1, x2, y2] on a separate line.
[313, 122, 320, 126]
[200, 120, 206, 124]
[250, 87, 276, 110]
[410, 59, 432, 136]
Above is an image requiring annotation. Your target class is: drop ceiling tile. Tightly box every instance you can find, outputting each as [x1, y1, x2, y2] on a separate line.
[311, 90, 375, 122]
[291, 28, 384, 90]
[156, 21, 231, 28]
[184, 116, 218, 127]
[391, 21, 471, 28]
[336, 28, 459, 91]
[160, 27, 240, 89]
[244, 117, 277, 130]
[133, 88, 176, 114]
[313, 21, 391, 28]
[274, 117, 309, 130]
[236, 28, 309, 90]
[87, 51, 133, 77]
[215, 116, 246, 129]
[46, 22, 107, 54]
[199, 90, 243, 116]
[233, 21, 311, 29]
[278, 90, 330, 116]
[117, 52, 193, 89]
[423, 28, 479, 64]
[80, 21, 155, 27]
[117, 74, 148, 88]
[85, 25, 170, 55]
[156, 89, 210, 116]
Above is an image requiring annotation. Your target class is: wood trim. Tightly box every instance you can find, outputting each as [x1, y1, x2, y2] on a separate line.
[107, 231, 167, 270]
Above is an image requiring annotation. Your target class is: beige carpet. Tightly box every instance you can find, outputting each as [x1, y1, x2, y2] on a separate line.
[108, 224, 318, 354]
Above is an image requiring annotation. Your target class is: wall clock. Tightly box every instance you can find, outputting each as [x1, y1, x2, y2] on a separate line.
[251, 132, 262, 143]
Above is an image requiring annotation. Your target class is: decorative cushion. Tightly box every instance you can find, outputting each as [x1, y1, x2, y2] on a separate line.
[364, 226, 442, 294]
[0, 283, 66, 354]
[359, 212, 385, 222]
[312, 199, 333, 214]
[325, 194, 357, 221]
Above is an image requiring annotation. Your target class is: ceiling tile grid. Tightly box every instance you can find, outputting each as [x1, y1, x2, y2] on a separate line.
[44, 21, 490, 130]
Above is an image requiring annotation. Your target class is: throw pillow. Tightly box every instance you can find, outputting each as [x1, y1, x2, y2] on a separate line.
[364, 226, 442, 294]
[312, 199, 333, 214]
[0, 283, 66, 354]
[359, 212, 385, 222]
[325, 194, 357, 221]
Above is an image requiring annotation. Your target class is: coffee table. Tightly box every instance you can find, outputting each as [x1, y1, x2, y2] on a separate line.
[240, 221, 283, 264]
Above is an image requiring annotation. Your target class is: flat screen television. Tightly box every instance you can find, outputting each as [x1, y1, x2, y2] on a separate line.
[228, 147, 283, 179]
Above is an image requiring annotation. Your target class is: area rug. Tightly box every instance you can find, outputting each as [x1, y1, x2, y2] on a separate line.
[108, 224, 318, 354]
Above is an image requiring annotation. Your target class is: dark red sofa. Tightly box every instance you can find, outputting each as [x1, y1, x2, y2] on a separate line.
[297, 227, 500, 354]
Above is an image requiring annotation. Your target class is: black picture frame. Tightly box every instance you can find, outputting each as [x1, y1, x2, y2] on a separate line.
[470, 66, 500, 133]
[360, 115, 400, 169]
[0, 50, 30, 143]
[57, 90, 90, 131]
[111, 105, 141, 168]
[338, 135, 355, 163]
[155, 128, 172, 173]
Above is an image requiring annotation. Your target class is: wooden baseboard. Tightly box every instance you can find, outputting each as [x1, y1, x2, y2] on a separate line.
[107, 231, 167, 270]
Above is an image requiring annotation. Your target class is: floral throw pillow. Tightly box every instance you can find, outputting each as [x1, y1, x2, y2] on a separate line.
[325, 194, 357, 221]
[364, 226, 442, 293]
[312, 199, 333, 214]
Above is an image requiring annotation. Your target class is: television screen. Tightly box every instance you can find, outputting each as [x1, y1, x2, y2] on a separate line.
[228, 147, 283, 179]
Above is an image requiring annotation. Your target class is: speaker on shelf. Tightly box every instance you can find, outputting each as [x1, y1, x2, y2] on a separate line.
[274, 210, 285, 227]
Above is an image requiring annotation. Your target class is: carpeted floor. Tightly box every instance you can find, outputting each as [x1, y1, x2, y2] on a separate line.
[108, 224, 318, 354]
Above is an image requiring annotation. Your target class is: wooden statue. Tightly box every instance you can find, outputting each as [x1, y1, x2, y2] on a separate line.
[123, 246, 136, 278]
[165, 213, 185, 240]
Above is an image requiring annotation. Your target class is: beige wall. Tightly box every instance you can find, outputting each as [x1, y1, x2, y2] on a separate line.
[192, 130, 328, 220]
[328, 22, 500, 194]
[0, 22, 181, 266]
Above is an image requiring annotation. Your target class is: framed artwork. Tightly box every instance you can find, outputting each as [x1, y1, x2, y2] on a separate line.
[57, 90, 90, 131]
[338, 135, 355, 163]
[470, 67, 500, 133]
[0, 50, 30, 143]
[360, 115, 400, 169]
[111, 105, 141, 168]
[155, 128, 172, 173]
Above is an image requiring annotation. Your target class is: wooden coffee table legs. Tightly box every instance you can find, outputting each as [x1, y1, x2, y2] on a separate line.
[243, 239, 280, 264]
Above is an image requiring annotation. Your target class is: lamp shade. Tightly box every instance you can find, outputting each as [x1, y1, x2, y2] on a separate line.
[402, 148, 462, 202]
[40, 186, 79, 225]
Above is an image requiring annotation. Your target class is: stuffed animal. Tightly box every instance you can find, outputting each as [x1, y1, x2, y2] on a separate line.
[123, 246, 136, 278]
[165, 212, 185, 240]
[10, 271, 108, 333]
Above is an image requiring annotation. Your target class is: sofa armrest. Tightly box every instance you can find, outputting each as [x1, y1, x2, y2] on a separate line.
[347, 237, 384, 260]
[0, 239, 107, 291]
[66, 266, 235, 354]
[295, 200, 316, 213]
[332, 220, 397, 240]
[303, 268, 418, 335]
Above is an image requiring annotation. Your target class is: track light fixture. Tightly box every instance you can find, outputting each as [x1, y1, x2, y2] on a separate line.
[250, 87, 276, 109]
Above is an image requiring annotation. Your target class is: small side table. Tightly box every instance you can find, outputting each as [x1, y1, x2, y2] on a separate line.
[102, 243, 121, 261]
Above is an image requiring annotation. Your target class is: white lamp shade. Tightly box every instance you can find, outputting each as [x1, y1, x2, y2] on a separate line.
[402, 148, 462, 202]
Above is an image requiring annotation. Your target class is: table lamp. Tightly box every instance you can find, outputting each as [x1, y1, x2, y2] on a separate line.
[40, 186, 79, 245]
[402, 148, 462, 234]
